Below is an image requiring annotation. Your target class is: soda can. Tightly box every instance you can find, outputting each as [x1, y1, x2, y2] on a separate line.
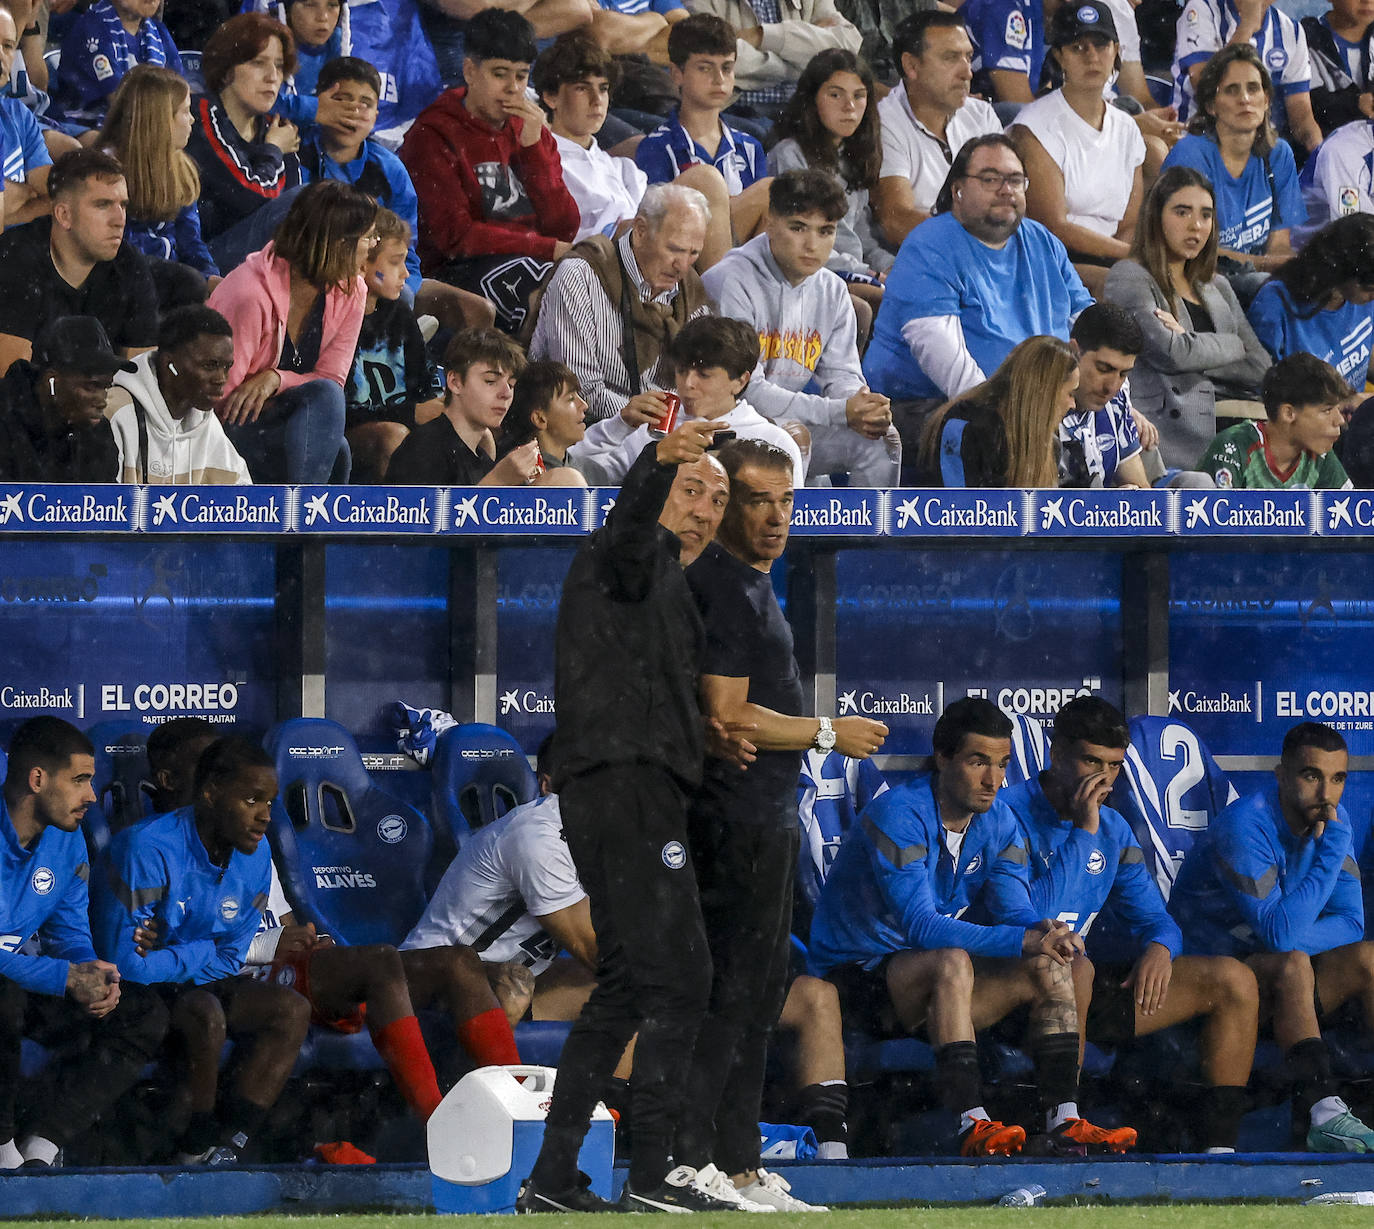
[653, 392, 681, 434]
[532, 450, 546, 476]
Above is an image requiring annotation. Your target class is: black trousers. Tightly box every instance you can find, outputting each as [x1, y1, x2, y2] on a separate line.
[676, 818, 800, 1176]
[539, 764, 713, 1178]
[0, 976, 169, 1145]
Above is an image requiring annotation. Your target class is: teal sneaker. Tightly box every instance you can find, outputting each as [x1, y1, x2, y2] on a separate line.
[1308, 1106, 1374, 1153]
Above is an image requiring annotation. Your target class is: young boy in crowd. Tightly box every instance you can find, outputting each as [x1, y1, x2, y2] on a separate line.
[346, 209, 445, 483]
[497, 359, 590, 478]
[1198, 352, 1353, 489]
[635, 14, 771, 243]
[399, 7, 579, 335]
[53, 0, 183, 129]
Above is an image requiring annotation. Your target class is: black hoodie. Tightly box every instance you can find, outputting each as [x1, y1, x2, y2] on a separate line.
[0, 362, 119, 483]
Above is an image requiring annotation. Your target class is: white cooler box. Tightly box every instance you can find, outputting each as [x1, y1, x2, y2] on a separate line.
[428, 1064, 615, 1214]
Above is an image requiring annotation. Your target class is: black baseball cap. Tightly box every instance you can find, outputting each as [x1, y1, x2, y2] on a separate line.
[32, 316, 137, 376]
[1048, 0, 1118, 46]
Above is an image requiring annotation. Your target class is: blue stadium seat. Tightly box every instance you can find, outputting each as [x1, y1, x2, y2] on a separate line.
[1004, 713, 1048, 787]
[88, 721, 152, 831]
[264, 718, 433, 947]
[429, 723, 537, 867]
[1110, 715, 1237, 902]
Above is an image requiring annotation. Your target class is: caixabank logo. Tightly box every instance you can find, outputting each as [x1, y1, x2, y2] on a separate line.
[446, 487, 582, 535]
[837, 681, 940, 717]
[1032, 490, 1170, 536]
[1167, 685, 1258, 716]
[1177, 491, 1313, 536]
[789, 489, 880, 536]
[298, 486, 439, 533]
[498, 686, 556, 715]
[889, 490, 1023, 537]
[145, 487, 284, 532]
[1320, 493, 1374, 536]
[0, 486, 133, 531]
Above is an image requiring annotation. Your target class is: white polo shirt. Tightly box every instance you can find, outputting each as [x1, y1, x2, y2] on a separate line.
[553, 131, 648, 242]
[877, 86, 1002, 216]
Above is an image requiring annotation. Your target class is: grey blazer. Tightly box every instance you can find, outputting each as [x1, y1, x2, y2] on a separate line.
[1102, 258, 1272, 469]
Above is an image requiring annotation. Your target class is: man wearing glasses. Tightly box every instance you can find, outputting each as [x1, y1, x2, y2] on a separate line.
[862, 133, 1092, 479]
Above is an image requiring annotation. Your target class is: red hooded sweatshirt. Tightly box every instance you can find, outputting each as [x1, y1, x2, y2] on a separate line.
[400, 86, 579, 269]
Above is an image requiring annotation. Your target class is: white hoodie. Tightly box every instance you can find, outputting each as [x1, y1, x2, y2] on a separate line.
[700, 234, 865, 431]
[107, 352, 252, 485]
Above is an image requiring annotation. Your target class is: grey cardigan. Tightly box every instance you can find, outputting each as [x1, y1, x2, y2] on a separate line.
[1101, 258, 1272, 469]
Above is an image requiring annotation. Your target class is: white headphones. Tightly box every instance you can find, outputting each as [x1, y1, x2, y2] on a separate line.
[48, 378, 54, 396]
[168, 362, 179, 376]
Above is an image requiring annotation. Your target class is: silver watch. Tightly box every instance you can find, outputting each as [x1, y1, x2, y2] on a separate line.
[813, 715, 837, 752]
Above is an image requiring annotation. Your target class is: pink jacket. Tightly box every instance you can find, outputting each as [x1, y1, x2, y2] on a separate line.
[208, 244, 366, 399]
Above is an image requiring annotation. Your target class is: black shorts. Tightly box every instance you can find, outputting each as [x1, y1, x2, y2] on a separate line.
[344, 404, 417, 433]
[1086, 963, 1138, 1048]
[155, 973, 269, 1017]
[825, 956, 906, 1039]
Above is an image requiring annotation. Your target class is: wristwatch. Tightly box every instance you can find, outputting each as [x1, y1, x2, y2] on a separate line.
[813, 716, 836, 752]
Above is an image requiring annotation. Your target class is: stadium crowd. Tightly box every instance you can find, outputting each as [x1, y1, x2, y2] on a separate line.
[6, 0, 1374, 1209]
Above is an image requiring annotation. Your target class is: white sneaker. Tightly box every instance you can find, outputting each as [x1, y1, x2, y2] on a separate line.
[693, 1163, 777, 1212]
[736, 1168, 829, 1212]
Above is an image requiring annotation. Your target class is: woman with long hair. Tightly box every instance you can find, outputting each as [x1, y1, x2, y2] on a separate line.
[99, 64, 217, 308]
[187, 12, 303, 270]
[1248, 213, 1374, 394]
[1010, 0, 1145, 297]
[207, 179, 377, 483]
[1102, 165, 1271, 468]
[915, 335, 1079, 487]
[768, 48, 889, 281]
[1161, 44, 1305, 285]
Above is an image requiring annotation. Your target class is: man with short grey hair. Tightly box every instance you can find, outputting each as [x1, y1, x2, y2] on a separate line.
[529, 182, 714, 425]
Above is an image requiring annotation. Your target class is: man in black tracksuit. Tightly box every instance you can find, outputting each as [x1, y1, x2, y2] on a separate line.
[521, 418, 743, 1215]
[675, 439, 888, 1210]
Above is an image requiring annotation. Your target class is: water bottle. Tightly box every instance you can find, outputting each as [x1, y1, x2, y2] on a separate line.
[998, 1184, 1047, 1207]
[1306, 1192, 1374, 1205]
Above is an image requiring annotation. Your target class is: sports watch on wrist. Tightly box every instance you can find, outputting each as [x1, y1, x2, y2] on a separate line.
[813, 715, 836, 752]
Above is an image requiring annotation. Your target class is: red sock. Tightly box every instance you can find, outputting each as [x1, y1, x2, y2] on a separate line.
[370, 1015, 443, 1121]
[457, 1007, 521, 1068]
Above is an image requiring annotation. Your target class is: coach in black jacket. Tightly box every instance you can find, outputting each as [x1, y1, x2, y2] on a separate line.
[523, 421, 742, 1214]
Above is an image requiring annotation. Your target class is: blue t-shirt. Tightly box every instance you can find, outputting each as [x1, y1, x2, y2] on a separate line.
[1170, 785, 1364, 957]
[863, 211, 1093, 400]
[1162, 134, 1305, 254]
[1249, 277, 1374, 388]
[635, 109, 766, 196]
[0, 94, 50, 185]
[964, 0, 1045, 95]
[0, 798, 97, 998]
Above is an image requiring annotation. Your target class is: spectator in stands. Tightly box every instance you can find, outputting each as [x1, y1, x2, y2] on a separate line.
[387, 326, 550, 485]
[574, 314, 806, 484]
[872, 12, 1000, 251]
[590, 0, 686, 63]
[98, 65, 218, 310]
[0, 716, 169, 1171]
[915, 334, 1079, 488]
[1171, 0, 1323, 152]
[0, 315, 125, 482]
[207, 179, 374, 483]
[419, 0, 596, 91]
[297, 56, 495, 337]
[808, 698, 1115, 1158]
[701, 169, 898, 486]
[1010, 1, 1145, 298]
[1060, 305, 1152, 488]
[685, 0, 860, 121]
[0, 148, 157, 376]
[1198, 351, 1353, 488]
[400, 8, 579, 335]
[1162, 44, 1306, 289]
[1304, 0, 1374, 136]
[635, 15, 771, 242]
[998, 697, 1259, 1154]
[1103, 166, 1272, 469]
[188, 13, 303, 271]
[960, 0, 1045, 109]
[675, 437, 883, 1211]
[0, 4, 55, 227]
[1248, 215, 1374, 398]
[528, 181, 712, 424]
[344, 209, 445, 483]
[53, 0, 182, 129]
[107, 304, 250, 485]
[863, 134, 1091, 475]
[1299, 116, 1374, 235]
[244, 0, 345, 123]
[496, 359, 590, 480]
[91, 738, 311, 1166]
[1170, 722, 1374, 1153]
[767, 48, 890, 333]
